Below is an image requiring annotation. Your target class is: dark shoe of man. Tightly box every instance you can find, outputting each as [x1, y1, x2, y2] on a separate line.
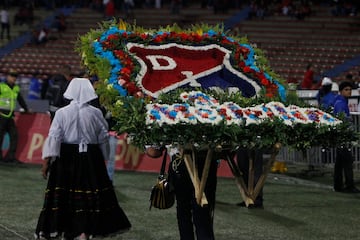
[236, 201, 247, 207]
[237, 200, 263, 209]
[248, 202, 264, 209]
[342, 187, 360, 193]
[334, 187, 344, 192]
[4, 158, 23, 164]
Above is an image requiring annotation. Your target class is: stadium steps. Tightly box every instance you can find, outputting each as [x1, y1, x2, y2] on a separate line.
[131, 5, 239, 29]
[233, 3, 360, 83]
[0, 3, 240, 77]
[0, 7, 104, 77]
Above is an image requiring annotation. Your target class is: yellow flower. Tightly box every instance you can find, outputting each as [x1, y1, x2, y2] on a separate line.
[107, 84, 113, 90]
[118, 19, 127, 31]
[115, 100, 124, 106]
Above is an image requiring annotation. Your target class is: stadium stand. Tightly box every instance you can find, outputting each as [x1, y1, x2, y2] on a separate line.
[234, 3, 360, 85]
[0, 6, 103, 77]
[0, 2, 359, 85]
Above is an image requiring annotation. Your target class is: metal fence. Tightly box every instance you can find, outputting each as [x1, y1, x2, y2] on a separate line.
[279, 112, 360, 172]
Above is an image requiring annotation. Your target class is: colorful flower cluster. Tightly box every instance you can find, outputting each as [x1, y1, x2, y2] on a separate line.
[146, 91, 342, 127]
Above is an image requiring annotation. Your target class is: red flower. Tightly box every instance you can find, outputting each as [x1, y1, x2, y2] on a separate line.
[238, 61, 245, 68]
[120, 67, 131, 78]
[254, 110, 262, 117]
[261, 77, 270, 86]
[221, 38, 232, 45]
[193, 34, 203, 42]
[201, 112, 209, 118]
[240, 47, 249, 55]
[107, 34, 119, 41]
[125, 82, 139, 95]
[265, 84, 278, 98]
[178, 105, 187, 112]
[243, 66, 252, 73]
[266, 112, 274, 118]
[114, 50, 125, 59]
[235, 109, 243, 116]
[169, 32, 177, 38]
[180, 33, 189, 41]
[153, 35, 163, 43]
[219, 108, 227, 116]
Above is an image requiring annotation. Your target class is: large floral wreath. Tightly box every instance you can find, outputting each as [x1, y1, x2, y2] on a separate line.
[77, 20, 357, 151]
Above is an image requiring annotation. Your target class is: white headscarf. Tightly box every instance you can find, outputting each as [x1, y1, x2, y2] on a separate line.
[63, 78, 98, 106]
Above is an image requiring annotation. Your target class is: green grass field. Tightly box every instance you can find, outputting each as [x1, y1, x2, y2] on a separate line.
[1, 163, 360, 240]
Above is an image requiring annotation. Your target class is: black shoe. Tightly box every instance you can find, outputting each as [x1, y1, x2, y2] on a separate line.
[236, 201, 263, 209]
[248, 202, 264, 209]
[342, 187, 360, 193]
[236, 201, 246, 207]
[4, 158, 23, 164]
[334, 187, 344, 192]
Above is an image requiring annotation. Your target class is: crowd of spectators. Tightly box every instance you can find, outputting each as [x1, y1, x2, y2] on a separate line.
[13, 2, 34, 25]
[246, 0, 358, 20]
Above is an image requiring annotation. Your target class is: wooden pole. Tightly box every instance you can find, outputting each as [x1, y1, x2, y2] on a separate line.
[248, 149, 255, 197]
[253, 143, 282, 198]
[197, 147, 213, 205]
[227, 143, 282, 206]
[226, 154, 254, 206]
[183, 150, 208, 206]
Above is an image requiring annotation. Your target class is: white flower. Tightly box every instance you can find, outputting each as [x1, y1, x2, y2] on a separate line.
[145, 92, 341, 127]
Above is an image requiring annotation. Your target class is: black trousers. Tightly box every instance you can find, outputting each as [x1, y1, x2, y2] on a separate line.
[169, 151, 218, 240]
[334, 147, 354, 190]
[0, 116, 18, 160]
[0, 22, 10, 39]
[236, 148, 263, 203]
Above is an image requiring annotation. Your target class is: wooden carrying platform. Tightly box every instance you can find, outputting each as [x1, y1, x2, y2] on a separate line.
[180, 143, 281, 207]
[182, 147, 213, 206]
[227, 143, 281, 206]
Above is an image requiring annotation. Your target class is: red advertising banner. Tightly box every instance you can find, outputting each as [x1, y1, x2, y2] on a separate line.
[5, 113, 232, 177]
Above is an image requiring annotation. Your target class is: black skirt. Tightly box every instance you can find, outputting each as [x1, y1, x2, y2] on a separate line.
[35, 143, 131, 239]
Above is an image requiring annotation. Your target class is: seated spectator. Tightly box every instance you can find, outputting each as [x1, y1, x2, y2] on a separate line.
[124, 0, 135, 18]
[214, 0, 229, 14]
[49, 13, 67, 39]
[28, 71, 43, 100]
[316, 77, 337, 111]
[90, 0, 103, 12]
[38, 27, 48, 44]
[51, 13, 67, 32]
[248, 0, 258, 19]
[30, 27, 48, 45]
[104, 0, 116, 20]
[256, 0, 267, 19]
[337, 0, 358, 16]
[301, 63, 315, 89]
[14, 4, 34, 25]
[280, 0, 293, 16]
[294, 1, 312, 20]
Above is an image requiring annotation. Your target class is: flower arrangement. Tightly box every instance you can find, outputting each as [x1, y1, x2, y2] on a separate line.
[76, 20, 358, 151]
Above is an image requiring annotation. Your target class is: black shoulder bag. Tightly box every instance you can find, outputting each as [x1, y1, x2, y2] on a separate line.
[149, 148, 175, 210]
